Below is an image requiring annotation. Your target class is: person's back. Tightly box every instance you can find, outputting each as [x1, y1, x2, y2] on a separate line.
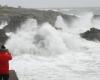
[0, 45, 12, 80]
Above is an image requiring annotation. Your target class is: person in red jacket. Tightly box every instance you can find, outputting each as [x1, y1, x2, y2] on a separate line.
[0, 45, 12, 80]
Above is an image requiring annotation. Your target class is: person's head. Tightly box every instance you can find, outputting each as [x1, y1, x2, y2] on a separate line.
[1, 45, 6, 49]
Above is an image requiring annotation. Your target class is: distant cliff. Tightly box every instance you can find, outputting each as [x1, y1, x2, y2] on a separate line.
[0, 6, 100, 44]
[0, 7, 78, 44]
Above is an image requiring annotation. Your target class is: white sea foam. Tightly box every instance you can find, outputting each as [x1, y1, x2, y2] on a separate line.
[5, 11, 100, 80]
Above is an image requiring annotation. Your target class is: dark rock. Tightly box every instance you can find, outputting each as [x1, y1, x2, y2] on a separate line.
[80, 27, 100, 41]
[4, 14, 27, 32]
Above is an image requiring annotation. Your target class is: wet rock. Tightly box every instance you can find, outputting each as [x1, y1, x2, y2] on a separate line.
[80, 27, 100, 41]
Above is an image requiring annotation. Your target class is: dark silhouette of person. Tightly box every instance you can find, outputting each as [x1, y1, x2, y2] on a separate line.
[0, 45, 12, 80]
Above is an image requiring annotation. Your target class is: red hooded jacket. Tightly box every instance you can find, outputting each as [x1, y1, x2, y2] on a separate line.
[0, 49, 12, 74]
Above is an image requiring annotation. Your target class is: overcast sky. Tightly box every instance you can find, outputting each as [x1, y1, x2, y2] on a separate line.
[0, 0, 100, 8]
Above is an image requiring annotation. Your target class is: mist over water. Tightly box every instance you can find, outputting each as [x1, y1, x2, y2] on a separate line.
[4, 11, 100, 80]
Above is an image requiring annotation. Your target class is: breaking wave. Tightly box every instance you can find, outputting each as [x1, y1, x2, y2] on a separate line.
[5, 11, 100, 73]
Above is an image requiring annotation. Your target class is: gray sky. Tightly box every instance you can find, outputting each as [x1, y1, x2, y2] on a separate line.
[0, 0, 100, 8]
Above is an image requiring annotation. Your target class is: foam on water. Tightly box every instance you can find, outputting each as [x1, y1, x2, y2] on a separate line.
[4, 11, 100, 80]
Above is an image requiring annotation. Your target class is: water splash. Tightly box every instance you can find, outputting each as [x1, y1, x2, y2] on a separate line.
[5, 11, 100, 76]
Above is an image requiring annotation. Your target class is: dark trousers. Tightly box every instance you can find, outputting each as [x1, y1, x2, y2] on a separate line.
[0, 74, 9, 80]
